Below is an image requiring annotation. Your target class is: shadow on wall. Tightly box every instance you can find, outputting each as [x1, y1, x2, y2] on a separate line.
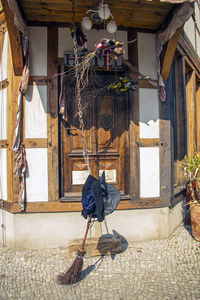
[76, 230, 128, 284]
[25, 84, 48, 114]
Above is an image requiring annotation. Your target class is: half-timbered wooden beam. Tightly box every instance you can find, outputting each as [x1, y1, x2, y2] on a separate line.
[7, 34, 21, 203]
[47, 25, 59, 201]
[1, 197, 174, 214]
[127, 30, 139, 201]
[1, 0, 23, 75]
[161, 26, 183, 82]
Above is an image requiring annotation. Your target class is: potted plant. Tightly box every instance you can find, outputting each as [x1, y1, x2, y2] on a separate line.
[184, 152, 200, 241]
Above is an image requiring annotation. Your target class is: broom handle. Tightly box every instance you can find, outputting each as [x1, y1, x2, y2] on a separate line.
[81, 217, 92, 251]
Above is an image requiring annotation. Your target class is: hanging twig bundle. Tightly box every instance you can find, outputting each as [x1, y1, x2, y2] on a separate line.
[73, 38, 125, 89]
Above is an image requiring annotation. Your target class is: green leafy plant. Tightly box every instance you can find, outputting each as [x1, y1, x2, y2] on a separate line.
[184, 152, 200, 207]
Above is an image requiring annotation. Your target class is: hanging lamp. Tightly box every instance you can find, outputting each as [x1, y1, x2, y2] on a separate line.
[81, 1, 117, 33]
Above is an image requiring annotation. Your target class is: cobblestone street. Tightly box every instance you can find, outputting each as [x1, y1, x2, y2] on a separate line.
[0, 225, 200, 300]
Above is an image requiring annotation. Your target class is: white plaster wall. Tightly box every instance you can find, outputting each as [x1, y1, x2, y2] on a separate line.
[140, 147, 160, 198]
[1, 201, 183, 249]
[26, 148, 48, 202]
[0, 149, 7, 200]
[184, 17, 196, 50]
[0, 88, 7, 140]
[58, 27, 128, 59]
[195, 3, 200, 58]
[0, 31, 8, 81]
[12, 212, 87, 249]
[25, 85, 47, 138]
[197, 32, 200, 58]
[108, 208, 168, 242]
[139, 88, 159, 139]
[28, 26, 47, 76]
[0, 210, 15, 248]
[137, 32, 157, 80]
[195, 2, 200, 29]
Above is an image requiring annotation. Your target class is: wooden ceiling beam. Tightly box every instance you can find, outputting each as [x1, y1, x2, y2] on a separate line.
[1, 0, 23, 76]
[161, 26, 183, 82]
[25, 14, 163, 30]
[19, 0, 174, 30]
[20, 2, 171, 12]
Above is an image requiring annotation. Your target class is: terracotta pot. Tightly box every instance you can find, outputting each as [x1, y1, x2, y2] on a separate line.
[190, 205, 200, 242]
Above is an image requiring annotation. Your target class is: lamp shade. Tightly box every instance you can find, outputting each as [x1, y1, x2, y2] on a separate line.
[81, 16, 92, 30]
[98, 4, 111, 20]
[106, 20, 117, 34]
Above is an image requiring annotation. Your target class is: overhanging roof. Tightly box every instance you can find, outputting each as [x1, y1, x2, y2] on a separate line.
[17, 0, 178, 31]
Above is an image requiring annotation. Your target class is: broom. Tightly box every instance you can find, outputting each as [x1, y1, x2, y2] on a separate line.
[57, 217, 92, 284]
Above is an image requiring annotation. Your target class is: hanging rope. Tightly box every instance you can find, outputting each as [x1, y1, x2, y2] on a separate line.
[72, 0, 91, 174]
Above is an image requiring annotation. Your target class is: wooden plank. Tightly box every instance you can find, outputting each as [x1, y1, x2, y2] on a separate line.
[159, 58, 173, 206]
[29, 76, 48, 85]
[2, 198, 170, 213]
[24, 14, 164, 30]
[18, 0, 174, 30]
[174, 55, 187, 186]
[138, 138, 160, 147]
[186, 70, 196, 157]
[7, 34, 20, 203]
[123, 89, 130, 195]
[128, 29, 140, 200]
[161, 26, 183, 82]
[47, 26, 59, 201]
[196, 79, 200, 153]
[135, 197, 169, 208]
[24, 138, 48, 148]
[68, 236, 122, 259]
[21, 0, 172, 11]
[177, 35, 200, 79]
[1, 0, 23, 75]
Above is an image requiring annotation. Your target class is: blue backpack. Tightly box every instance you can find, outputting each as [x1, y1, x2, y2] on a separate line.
[82, 185, 96, 216]
[81, 172, 121, 220]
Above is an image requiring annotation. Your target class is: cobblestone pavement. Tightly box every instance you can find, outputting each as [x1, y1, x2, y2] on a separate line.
[0, 225, 200, 300]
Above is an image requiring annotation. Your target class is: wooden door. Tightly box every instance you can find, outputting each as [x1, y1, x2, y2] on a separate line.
[61, 73, 129, 198]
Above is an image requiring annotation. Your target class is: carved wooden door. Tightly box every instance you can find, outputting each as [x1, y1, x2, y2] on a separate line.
[61, 74, 129, 198]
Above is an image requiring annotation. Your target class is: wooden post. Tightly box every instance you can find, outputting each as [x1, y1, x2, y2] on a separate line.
[159, 61, 173, 206]
[128, 29, 140, 201]
[196, 79, 200, 153]
[186, 70, 196, 158]
[1, 0, 23, 76]
[7, 31, 20, 202]
[174, 56, 187, 185]
[161, 26, 183, 82]
[47, 26, 59, 201]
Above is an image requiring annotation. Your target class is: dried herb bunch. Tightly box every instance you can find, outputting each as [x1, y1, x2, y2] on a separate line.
[184, 152, 200, 207]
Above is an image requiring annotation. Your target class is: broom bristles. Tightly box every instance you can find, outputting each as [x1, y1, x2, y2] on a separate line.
[57, 249, 85, 285]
